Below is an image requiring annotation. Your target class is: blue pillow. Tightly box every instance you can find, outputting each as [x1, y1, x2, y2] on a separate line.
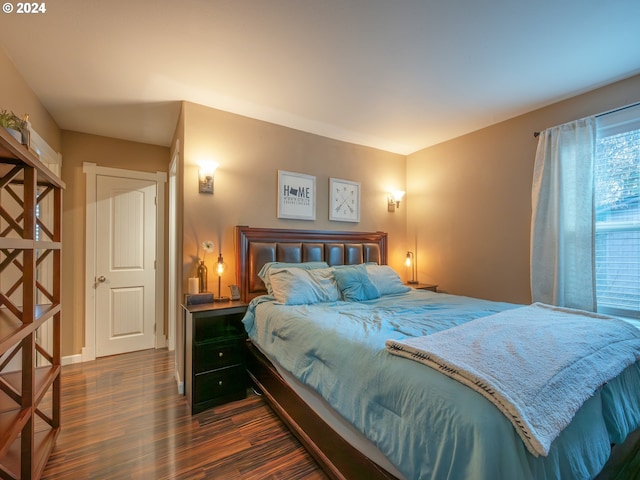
[333, 264, 380, 301]
[269, 267, 340, 305]
[365, 264, 411, 296]
[258, 261, 329, 295]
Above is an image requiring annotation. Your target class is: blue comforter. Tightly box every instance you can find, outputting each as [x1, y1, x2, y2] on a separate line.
[242, 290, 640, 480]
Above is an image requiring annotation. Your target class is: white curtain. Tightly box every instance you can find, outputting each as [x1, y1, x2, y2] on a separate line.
[530, 117, 597, 311]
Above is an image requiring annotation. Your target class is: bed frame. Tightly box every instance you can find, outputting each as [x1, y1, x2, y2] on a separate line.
[234, 225, 640, 480]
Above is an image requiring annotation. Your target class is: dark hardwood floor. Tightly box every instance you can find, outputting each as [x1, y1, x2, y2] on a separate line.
[42, 348, 329, 480]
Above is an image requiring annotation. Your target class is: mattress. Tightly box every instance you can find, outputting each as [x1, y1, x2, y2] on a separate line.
[242, 289, 640, 480]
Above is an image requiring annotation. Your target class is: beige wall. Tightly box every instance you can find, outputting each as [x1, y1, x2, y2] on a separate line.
[4, 41, 639, 354]
[60, 131, 170, 356]
[407, 73, 640, 304]
[179, 102, 408, 298]
[0, 48, 61, 152]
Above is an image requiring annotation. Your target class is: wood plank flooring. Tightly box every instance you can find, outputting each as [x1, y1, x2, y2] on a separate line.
[42, 348, 329, 480]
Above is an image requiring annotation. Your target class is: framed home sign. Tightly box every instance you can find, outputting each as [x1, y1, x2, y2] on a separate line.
[277, 170, 316, 220]
[329, 177, 360, 222]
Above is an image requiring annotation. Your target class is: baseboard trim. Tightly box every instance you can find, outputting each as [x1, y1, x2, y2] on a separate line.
[62, 354, 83, 366]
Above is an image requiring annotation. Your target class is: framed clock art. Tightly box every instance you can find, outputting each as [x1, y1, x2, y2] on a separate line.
[329, 177, 360, 222]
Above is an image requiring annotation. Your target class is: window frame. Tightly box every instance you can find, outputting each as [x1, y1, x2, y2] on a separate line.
[594, 104, 640, 320]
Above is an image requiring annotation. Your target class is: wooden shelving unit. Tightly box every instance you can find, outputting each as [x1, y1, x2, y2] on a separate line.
[0, 127, 64, 479]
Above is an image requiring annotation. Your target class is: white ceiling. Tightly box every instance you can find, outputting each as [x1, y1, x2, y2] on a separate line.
[1, 0, 639, 155]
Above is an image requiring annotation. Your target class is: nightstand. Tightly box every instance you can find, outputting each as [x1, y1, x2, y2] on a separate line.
[407, 283, 438, 292]
[182, 300, 249, 414]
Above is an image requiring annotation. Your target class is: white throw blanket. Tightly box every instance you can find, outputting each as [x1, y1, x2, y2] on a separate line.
[385, 303, 640, 457]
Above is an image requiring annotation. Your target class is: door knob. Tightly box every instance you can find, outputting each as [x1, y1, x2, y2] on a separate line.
[97, 275, 107, 283]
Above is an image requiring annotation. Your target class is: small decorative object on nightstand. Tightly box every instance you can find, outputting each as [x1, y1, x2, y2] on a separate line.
[405, 251, 418, 284]
[182, 300, 248, 414]
[215, 252, 230, 301]
[197, 260, 207, 292]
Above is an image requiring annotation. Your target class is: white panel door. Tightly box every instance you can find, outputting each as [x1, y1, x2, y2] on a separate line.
[95, 175, 157, 357]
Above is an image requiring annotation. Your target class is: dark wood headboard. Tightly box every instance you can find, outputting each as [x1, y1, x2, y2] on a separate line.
[235, 226, 388, 302]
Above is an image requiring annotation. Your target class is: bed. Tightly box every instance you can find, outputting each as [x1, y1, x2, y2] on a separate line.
[234, 226, 640, 480]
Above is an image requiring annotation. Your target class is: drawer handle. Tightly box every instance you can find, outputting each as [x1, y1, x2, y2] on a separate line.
[218, 352, 224, 357]
[218, 380, 223, 386]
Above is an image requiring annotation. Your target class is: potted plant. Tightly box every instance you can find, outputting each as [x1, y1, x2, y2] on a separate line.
[0, 109, 24, 143]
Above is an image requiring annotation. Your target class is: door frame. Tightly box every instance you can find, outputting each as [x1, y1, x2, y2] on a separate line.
[168, 143, 182, 392]
[82, 163, 167, 362]
[168, 144, 179, 353]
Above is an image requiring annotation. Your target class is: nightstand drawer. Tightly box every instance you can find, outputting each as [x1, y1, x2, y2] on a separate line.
[194, 337, 244, 373]
[194, 365, 245, 403]
[195, 312, 245, 342]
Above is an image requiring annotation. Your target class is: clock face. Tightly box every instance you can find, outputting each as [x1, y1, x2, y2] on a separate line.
[330, 178, 360, 222]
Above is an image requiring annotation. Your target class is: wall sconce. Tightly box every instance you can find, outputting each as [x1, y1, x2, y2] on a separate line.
[198, 161, 218, 194]
[405, 251, 418, 284]
[388, 190, 405, 212]
[215, 252, 230, 301]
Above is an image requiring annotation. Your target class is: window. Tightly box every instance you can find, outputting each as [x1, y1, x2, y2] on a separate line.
[595, 105, 640, 319]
